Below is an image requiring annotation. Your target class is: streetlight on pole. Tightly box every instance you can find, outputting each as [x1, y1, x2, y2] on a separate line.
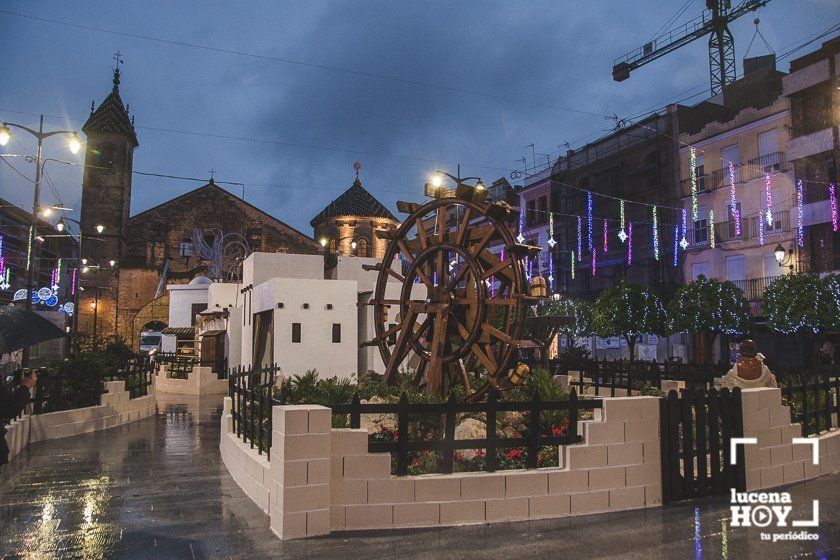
[0, 116, 82, 366]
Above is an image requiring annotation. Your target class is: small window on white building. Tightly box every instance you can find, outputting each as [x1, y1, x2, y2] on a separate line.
[292, 323, 301, 343]
[691, 262, 710, 280]
[332, 323, 341, 343]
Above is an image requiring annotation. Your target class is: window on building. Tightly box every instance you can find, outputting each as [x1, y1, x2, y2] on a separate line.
[726, 255, 745, 282]
[727, 201, 742, 238]
[537, 196, 548, 224]
[691, 262, 710, 280]
[191, 303, 205, 326]
[356, 238, 369, 258]
[329, 239, 337, 253]
[332, 323, 341, 343]
[179, 238, 193, 257]
[246, 228, 263, 252]
[694, 154, 706, 191]
[757, 129, 780, 172]
[292, 323, 301, 343]
[526, 199, 537, 227]
[693, 207, 709, 245]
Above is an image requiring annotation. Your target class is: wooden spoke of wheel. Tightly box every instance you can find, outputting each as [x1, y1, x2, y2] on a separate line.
[454, 206, 473, 247]
[448, 227, 498, 289]
[454, 318, 497, 374]
[482, 322, 515, 345]
[397, 238, 434, 288]
[424, 308, 450, 396]
[384, 308, 418, 385]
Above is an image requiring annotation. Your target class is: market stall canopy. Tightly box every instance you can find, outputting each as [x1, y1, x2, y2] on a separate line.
[0, 306, 67, 355]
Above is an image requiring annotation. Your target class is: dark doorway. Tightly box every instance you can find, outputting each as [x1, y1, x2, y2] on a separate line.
[252, 310, 274, 369]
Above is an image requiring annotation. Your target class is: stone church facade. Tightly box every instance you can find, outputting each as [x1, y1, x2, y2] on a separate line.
[77, 68, 320, 347]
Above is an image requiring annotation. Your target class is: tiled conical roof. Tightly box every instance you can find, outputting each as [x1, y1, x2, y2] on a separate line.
[82, 68, 138, 146]
[310, 178, 396, 226]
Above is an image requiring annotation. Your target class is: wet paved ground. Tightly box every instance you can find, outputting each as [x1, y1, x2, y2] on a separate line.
[1, 395, 839, 559]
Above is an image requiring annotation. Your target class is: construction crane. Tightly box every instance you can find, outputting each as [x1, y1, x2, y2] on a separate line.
[612, 0, 772, 95]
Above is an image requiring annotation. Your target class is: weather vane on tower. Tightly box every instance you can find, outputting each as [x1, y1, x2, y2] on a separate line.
[354, 161, 362, 182]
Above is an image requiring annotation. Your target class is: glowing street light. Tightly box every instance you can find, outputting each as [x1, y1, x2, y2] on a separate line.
[319, 238, 328, 247]
[0, 125, 10, 146]
[95, 224, 105, 234]
[68, 133, 82, 155]
[431, 174, 443, 188]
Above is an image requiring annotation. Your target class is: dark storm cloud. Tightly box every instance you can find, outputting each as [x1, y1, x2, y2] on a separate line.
[0, 1, 836, 232]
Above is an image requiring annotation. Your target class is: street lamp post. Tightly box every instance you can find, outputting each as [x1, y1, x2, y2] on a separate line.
[0, 116, 81, 366]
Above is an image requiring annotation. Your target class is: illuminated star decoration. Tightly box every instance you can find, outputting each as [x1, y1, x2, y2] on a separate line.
[586, 192, 593, 252]
[680, 208, 689, 250]
[547, 212, 556, 247]
[729, 161, 740, 236]
[690, 147, 699, 221]
[796, 179, 804, 247]
[651, 206, 659, 261]
[617, 199, 627, 242]
[830, 183, 839, 233]
[764, 173, 773, 226]
[516, 201, 525, 243]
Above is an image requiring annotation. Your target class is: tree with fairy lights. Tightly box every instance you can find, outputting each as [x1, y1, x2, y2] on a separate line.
[592, 281, 666, 361]
[538, 297, 593, 348]
[668, 275, 751, 365]
[763, 273, 827, 335]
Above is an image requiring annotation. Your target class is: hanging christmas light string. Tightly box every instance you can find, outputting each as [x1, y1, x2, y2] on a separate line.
[796, 179, 804, 247]
[548, 250, 555, 291]
[547, 212, 556, 247]
[831, 183, 839, 233]
[577, 216, 583, 261]
[764, 173, 773, 226]
[603, 219, 608, 253]
[627, 222, 633, 266]
[71, 267, 77, 295]
[591, 248, 597, 276]
[690, 147, 699, 220]
[652, 206, 660, 261]
[516, 204, 525, 243]
[570, 250, 575, 280]
[729, 161, 741, 236]
[758, 208, 765, 246]
[618, 199, 627, 242]
[680, 208, 688, 249]
[586, 192, 593, 252]
[673, 224, 680, 267]
[709, 210, 715, 249]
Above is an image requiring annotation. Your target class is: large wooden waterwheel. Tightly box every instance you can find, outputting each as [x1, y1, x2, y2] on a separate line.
[365, 183, 544, 401]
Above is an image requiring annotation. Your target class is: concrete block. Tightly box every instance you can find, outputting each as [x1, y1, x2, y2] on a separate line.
[273, 511, 307, 539]
[607, 443, 643, 466]
[440, 500, 485, 524]
[281, 483, 330, 514]
[460, 473, 505, 500]
[603, 398, 643, 422]
[740, 389, 762, 412]
[343, 453, 391, 480]
[745, 468, 761, 491]
[344, 504, 393, 530]
[393, 502, 440, 528]
[566, 445, 608, 469]
[505, 471, 548, 497]
[306, 508, 331, 536]
[760, 465, 783, 488]
[770, 445, 793, 466]
[548, 469, 588, 494]
[782, 461, 805, 484]
[308, 408, 332, 434]
[623, 419, 659, 443]
[367, 478, 415, 504]
[280, 433, 331, 462]
[570, 490, 609, 515]
[584, 421, 625, 444]
[330, 506, 346, 530]
[529, 494, 570, 519]
[588, 466, 626, 490]
[803, 457, 821, 479]
[744, 446, 771, 470]
[792, 442, 811, 461]
[274, 407, 310, 435]
[759, 388, 782, 409]
[644, 484, 662, 506]
[768, 406, 793, 428]
[609, 485, 645, 511]
[331, 480, 368, 505]
[625, 462, 659, 486]
[331, 456, 343, 480]
[307, 459, 331, 485]
[642, 441, 660, 463]
[485, 498, 529, 522]
[754, 427, 782, 448]
[331, 429, 369, 456]
[415, 476, 460, 502]
[639, 398, 660, 420]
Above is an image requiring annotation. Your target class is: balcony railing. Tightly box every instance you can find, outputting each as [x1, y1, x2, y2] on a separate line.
[729, 275, 785, 302]
[691, 210, 789, 246]
[680, 152, 787, 198]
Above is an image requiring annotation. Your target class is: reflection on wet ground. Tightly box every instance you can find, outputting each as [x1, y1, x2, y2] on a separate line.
[1, 395, 838, 559]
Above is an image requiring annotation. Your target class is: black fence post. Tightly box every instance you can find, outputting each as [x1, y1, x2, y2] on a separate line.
[568, 388, 579, 442]
[397, 393, 409, 476]
[707, 387, 722, 495]
[442, 392, 457, 474]
[527, 391, 540, 469]
[350, 392, 361, 430]
[485, 389, 498, 472]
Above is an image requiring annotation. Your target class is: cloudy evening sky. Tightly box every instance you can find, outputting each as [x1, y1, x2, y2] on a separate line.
[0, 1, 837, 235]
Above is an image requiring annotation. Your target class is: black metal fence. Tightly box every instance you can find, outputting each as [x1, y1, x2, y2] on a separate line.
[229, 364, 278, 458]
[660, 387, 745, 504]
[780, 368, 840, 437]
[560, 359, 724, 396]
[112, 358, 154, 399]
[155, 352, 222, 379]
[331, 389, 600, 476]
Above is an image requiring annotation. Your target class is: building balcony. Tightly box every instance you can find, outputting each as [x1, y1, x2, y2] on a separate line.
[782, 58, 830, 96]
[687, 210, 790, 247]
[787, 128, 834, 161]
[730, 275, 784, 302]
[679, 153, 787, 197]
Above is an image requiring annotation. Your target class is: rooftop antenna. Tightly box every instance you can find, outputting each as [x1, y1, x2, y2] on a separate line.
[209, 168, 216, 183]
[353, 161, 362, 184]
[112, 50, 124, 91]
[523, 143, 535, 173]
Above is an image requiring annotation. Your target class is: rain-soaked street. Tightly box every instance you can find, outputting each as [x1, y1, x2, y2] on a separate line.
[1, 395, 838, 560]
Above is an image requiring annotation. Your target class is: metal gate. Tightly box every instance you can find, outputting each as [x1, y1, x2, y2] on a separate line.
[659, 387, 746, 504]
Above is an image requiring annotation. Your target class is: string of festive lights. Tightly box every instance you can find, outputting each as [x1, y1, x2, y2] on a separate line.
[831, 183, 839, 233]
[577, 216, 583, 261]
[673, 224, 680, 267]
[680, 208, 688, 250]
[548, 250, 554, 290]
[547, 212, 556, 247]
[709, 210, 715, 249]
[764, 173, 774, 226]
[570, 250, 575, 280]
[796, 179, 804, 247]
[71, 267, 77, 295]
[690, 147, 699, 221]
[586, 192, 593, 252]
[729, 162, 741, 236]
[627, 222, 633, 266]
[651, 206, 659, 261]
[758, 208, 765, 246]
[25, 226, 33, 271]
[618, 199, 627, 242]
[591, 248, 597, 276]
[517, 205, 525, 244]
[603, 219, 608, 254]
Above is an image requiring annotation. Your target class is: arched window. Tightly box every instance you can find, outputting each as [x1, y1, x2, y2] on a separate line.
[356, 238, 369, 258]
[329, 239, 336, 254]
